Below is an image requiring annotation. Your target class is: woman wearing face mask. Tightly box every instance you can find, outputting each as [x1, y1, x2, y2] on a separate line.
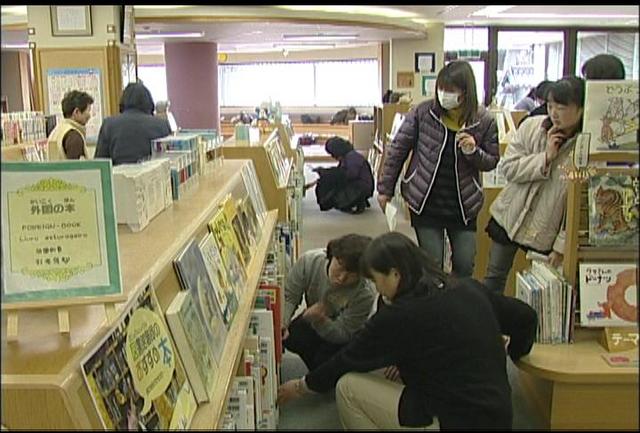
[377, 61, 499, 278]
[483, 76, 585, 293]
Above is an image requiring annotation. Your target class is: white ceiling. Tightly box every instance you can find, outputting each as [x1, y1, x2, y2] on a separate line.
[1, 5, 638, 53]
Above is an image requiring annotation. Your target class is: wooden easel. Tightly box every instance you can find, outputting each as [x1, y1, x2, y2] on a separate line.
[4, 295, 125, 342]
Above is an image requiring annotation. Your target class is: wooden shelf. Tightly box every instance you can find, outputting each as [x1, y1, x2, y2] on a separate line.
[577, 246, 639, 261]
[221, 134, 294, 223]
[1, 159, 278, 429]
[191, 211, 278, 429]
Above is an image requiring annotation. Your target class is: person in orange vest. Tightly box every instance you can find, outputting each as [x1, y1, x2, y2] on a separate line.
[47, 90, 94, 160]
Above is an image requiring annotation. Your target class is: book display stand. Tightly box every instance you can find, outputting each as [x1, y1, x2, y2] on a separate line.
[515, 150, 639, 429]
[1, 159, 280, 429]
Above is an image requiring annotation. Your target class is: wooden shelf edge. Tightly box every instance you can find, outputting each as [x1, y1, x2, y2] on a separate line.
[189, 210, 279, 430]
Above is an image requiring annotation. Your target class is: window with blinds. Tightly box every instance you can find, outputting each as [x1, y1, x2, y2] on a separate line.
[218, 59, 379, 107]
[576, 31, 639, 79]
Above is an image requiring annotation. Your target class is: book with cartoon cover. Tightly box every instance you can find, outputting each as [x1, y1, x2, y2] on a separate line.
[588, 174, 639, 246]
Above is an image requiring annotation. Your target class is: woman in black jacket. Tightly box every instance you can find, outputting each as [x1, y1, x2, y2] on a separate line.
[278, 232, 537, 430]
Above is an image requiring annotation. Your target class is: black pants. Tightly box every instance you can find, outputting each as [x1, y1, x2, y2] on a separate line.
[283, 316, 346, 370]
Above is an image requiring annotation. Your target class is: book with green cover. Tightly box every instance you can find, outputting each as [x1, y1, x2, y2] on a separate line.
[166, 290, 218, 403]
[174, 239, 228, 363]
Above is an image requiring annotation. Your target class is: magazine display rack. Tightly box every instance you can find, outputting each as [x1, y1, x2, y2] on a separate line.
[515, 151, 639, 430]
[1, 159, 279, 429]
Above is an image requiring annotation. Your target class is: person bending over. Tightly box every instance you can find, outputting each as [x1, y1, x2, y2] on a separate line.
[309, 136, 375, 214]
[282, 233, 376, 371]
[278, 231, 537, 431]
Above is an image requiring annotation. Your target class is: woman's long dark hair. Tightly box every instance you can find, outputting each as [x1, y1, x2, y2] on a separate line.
[119, 82, 155, 114]
[435, 60, 478, 127]
[361, 232, 449, 299]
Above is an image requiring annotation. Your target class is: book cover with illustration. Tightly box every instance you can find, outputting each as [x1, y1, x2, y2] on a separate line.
[165, 290, 218, 404]
[240, 163, 267, 223]
[579, 263, 638, 327]
[237, 197, 258, 248]
[174, 239, 228, 363]
[198, 232, 238, 325]
[208, 206, 247, 297]
[81, 284, 197, 430]
[582, 80, 639, 153]
[221, 194, 251, 265]
[588, 174, 639, 246]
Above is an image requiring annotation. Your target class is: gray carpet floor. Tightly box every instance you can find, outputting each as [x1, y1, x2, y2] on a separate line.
[276, 163, 546, 430]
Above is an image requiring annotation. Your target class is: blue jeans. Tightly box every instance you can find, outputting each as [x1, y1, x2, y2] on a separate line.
[483, 240, 519, 294]
[414, 226, 476, 278]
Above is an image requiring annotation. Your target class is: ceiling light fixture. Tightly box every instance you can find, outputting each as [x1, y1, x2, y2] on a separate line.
[276, 6, 418, 19]
[274, 43, 336, 51]
[1, 6, 27, 15]
[1, 43, 29, 49]
[486, 13, 638, 19]
[132, 5, 191, 9]
[282, 33, 358, 41]
[136, 32, 204, 40]
[471, 6, 515, 16]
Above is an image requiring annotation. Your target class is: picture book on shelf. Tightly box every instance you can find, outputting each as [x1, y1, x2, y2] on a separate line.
[208, 205, 247, 296]
[198, 232, 238, 324]
[222, 194, 251, 265]
[165, 290, 218, 404]
[582, 80, 639, 153]
[237, 197, 258, 248]
[579, 263, 638, 327]
[174, 239, 228, 362]
[81, 284, 197, 430]
[588, 174, 639, 246]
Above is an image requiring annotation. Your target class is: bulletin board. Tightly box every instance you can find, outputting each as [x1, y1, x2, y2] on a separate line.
[37, 48, 111, 142]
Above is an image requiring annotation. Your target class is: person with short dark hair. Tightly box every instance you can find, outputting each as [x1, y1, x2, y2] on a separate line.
[278, 231, 537, 430]
[309, 136, 375, 214]
[95, 82, 171, 165]
[47, 90, 94, 159]
[517, 80, 553, 126]
[377, 60, 499, 278]
[581, 53, 626, 80]
[484, 76, 586, 293]
[282, 233, 376, 371]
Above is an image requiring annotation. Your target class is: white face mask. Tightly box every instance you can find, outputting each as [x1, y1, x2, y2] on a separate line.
[438, 89, 461, 110]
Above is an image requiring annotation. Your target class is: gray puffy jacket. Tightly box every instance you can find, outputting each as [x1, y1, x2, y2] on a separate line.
[378, 99, 499, 223]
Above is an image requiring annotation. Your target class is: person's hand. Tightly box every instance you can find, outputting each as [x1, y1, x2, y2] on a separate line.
[277, 379, 306, 405]
[377, 194, 391, 212]
[548, 251, 564, 268]
[282, 327, 290, 341]
[302, 302, 328, 323]
[545, 126, 566, 165]
[502, 335, 511, 353]
[456, 132, 476, 154]
[384, 365, 402, 383]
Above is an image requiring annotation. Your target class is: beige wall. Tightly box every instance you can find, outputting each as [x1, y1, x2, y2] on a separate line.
[27, 5, 121, 48]
[1, 50, 25, 111]
[390, 23, 444, 104]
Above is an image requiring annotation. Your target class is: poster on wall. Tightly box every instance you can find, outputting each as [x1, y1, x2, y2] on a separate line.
[47, 67, 104, 142]
[0, 160, 122, 306]
[582, 80, 639, 154]
[421, 74, 437, 98]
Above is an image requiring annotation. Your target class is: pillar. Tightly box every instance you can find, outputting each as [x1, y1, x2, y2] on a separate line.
[164, 42, 219, 130]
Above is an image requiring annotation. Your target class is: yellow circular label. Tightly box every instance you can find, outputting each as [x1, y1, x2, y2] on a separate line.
[218, 52, 228, 63]
[125, 307, 176, 415]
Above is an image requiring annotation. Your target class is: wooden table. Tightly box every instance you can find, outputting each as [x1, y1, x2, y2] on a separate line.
[516, 328, 639, 429]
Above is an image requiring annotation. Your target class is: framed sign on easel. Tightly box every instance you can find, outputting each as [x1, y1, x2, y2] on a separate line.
[1, 159, 125, 340]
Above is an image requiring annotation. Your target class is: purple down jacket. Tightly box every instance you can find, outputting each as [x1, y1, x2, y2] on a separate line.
[377, 99, 499, 224]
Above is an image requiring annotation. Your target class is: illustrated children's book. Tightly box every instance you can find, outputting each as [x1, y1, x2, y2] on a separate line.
[579, 263, 638, 327]
[81, 284, 197, 430]
[588, 174, 639, 246]
[582, 80, 639, 153]
[166, 290, 218, 403]
[208, 204, 247, 297]
[174, 239, 228, 363]
[198, 232, 238, 325]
